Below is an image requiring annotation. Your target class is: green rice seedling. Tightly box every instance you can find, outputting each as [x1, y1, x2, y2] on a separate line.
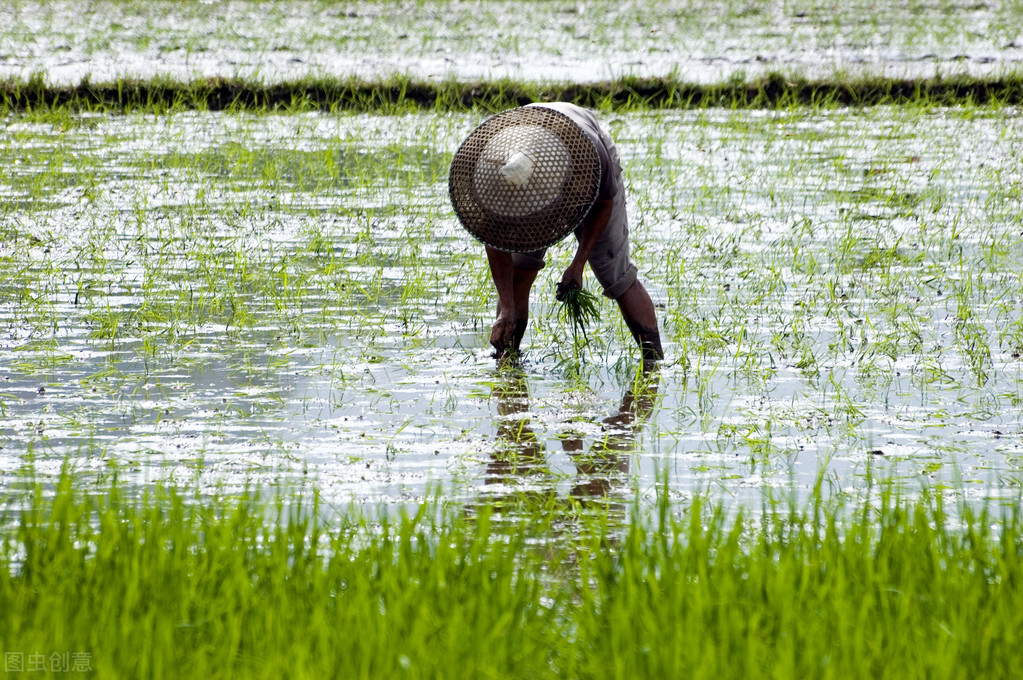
[558, 285, 601, 351]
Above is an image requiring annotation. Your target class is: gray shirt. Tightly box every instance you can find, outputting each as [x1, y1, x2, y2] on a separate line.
[527, 102, 624, 203]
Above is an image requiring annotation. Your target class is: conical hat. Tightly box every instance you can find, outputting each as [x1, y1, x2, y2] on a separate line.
[448, 106, 601, 253]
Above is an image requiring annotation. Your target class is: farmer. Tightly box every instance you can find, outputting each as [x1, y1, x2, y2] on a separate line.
[449, 102, 663, 364]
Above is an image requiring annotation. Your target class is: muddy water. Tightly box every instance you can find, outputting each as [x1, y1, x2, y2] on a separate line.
[2, 0, 1022, 86]
[1, 107, 1022, 511]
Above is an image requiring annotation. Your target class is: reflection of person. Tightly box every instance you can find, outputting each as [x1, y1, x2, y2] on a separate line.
[562, 373, 659, 497]
[451, 102, 664, 364]
[488, 367, 659, 500]
[487, 374, 547, 486]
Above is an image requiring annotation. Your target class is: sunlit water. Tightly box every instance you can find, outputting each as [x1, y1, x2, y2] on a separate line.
[2, 0, 1022, 85]
[1, 107, 1022, 513]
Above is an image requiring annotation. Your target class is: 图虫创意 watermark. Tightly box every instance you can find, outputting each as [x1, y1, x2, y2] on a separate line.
[4, 651, 93, 674]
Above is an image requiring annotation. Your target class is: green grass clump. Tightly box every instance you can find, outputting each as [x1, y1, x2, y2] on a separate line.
[2, 473, 1022, 679]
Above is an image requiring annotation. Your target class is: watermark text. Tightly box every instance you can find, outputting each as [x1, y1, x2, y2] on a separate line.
[5, 651, 92, 674]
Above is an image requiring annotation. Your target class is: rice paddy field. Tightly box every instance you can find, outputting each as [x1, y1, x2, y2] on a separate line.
[2, 1, 1023, 678]
[3, 0, 1023, 84]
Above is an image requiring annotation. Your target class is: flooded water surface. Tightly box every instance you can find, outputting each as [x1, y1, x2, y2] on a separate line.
[2, 0, 1022, 85]
[1, 107, 1022, 510]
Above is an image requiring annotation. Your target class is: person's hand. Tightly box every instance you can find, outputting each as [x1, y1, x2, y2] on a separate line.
[490, 312, 517, 356]
[556, 265, 584, 301]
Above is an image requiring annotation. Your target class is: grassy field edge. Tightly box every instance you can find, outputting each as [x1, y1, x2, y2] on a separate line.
[4, 71, 1023, 114]
[1, 473, 1021, 678]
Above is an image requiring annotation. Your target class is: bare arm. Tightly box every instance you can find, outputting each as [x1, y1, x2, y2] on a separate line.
[557, 198, 613, 299]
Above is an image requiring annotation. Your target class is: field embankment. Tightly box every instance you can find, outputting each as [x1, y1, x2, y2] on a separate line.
[4, 72, 1023, 113]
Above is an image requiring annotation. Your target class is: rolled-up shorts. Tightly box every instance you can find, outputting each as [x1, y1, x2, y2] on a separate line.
[510, 200, 638, 300]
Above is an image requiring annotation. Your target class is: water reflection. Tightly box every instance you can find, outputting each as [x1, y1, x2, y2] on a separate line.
[485, 364, 660, 510]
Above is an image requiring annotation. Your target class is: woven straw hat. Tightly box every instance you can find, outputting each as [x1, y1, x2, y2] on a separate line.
[449, 106, 602, 253]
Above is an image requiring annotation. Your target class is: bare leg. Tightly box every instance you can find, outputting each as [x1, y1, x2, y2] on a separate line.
[615, 280, 664, 364]
[493, 266, 539, 358]
[487, 244, 542, 359]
